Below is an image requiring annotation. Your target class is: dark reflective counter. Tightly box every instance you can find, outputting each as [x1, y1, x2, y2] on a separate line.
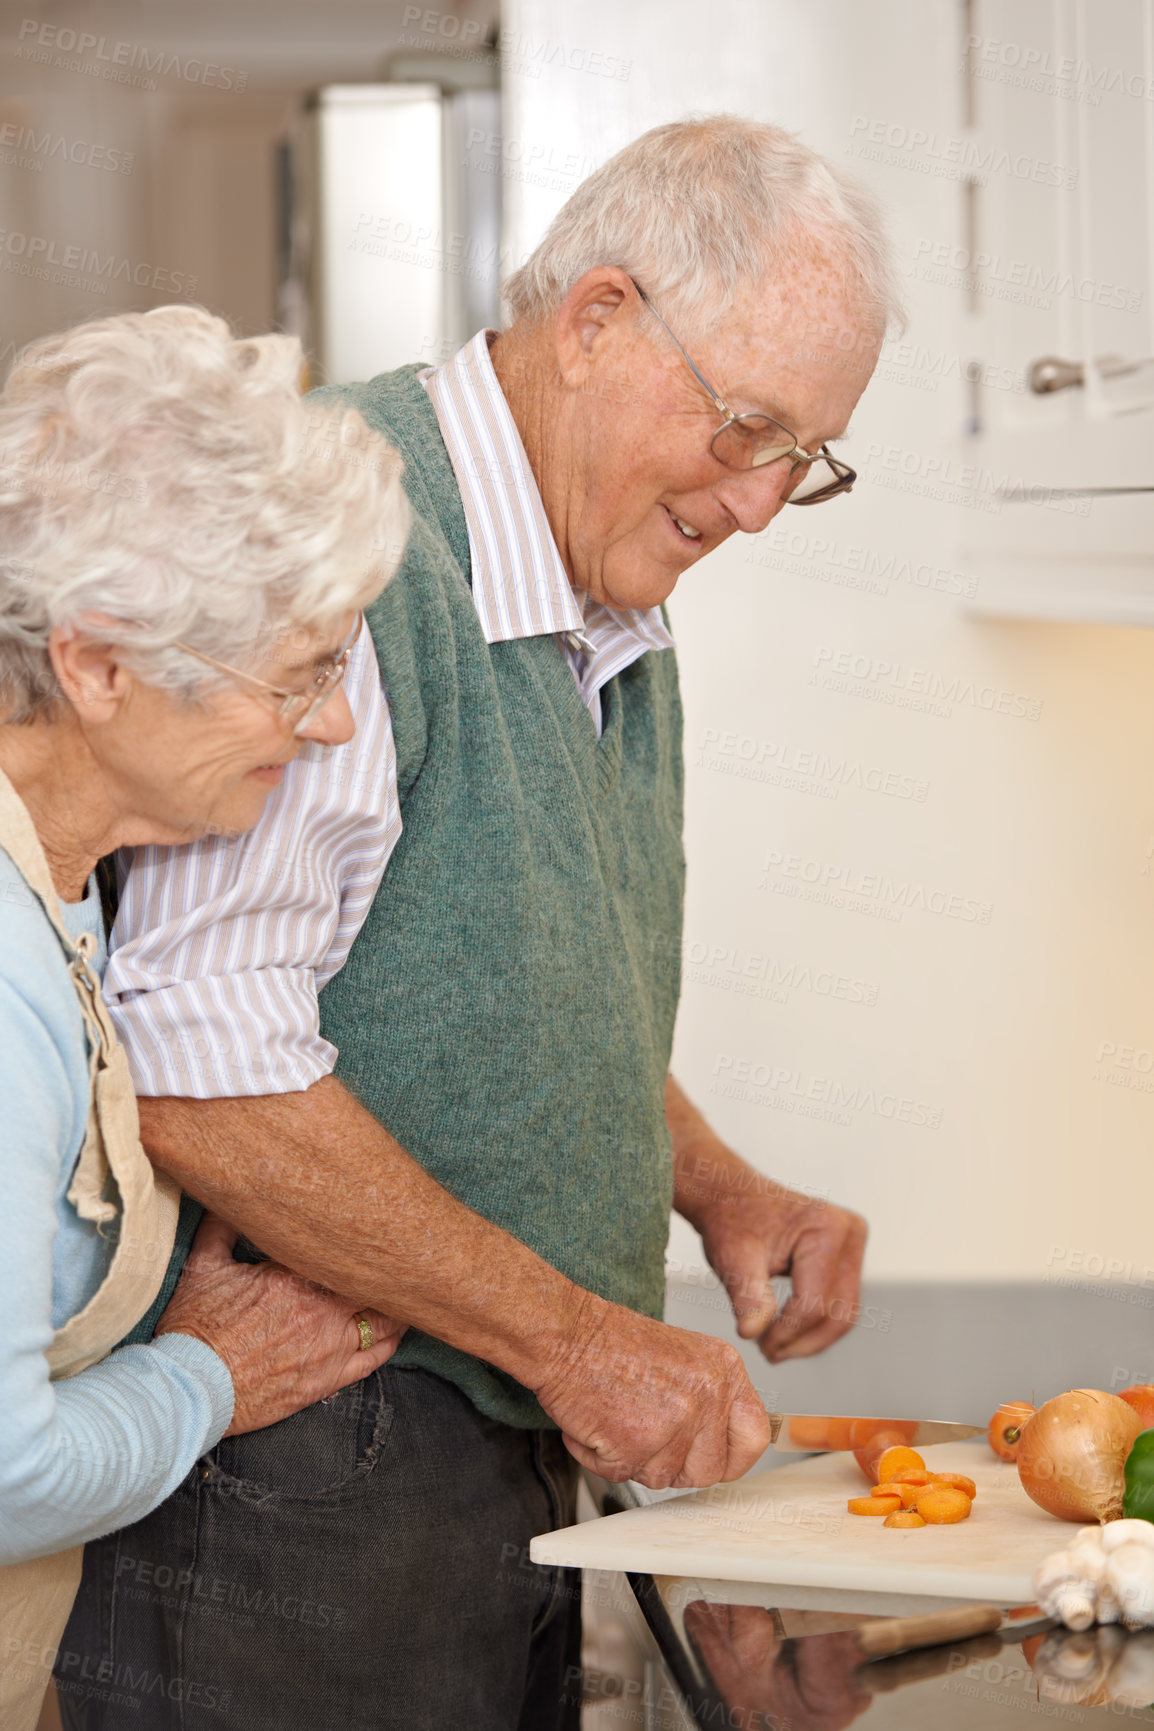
[625, 1573, 1154, 1731]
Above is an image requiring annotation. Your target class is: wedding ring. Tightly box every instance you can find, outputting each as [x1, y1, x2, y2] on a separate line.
[354, 1314, 373, 1352]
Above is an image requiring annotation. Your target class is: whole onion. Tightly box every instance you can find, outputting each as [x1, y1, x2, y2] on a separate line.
[1018, 1390, 1144, 1524]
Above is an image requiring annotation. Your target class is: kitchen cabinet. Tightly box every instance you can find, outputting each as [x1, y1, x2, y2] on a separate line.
[962, 0, 1154, 622]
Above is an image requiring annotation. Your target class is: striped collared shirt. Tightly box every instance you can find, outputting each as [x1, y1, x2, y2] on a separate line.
[105, 332, 674, 1097]
[424, 330, 672, 735]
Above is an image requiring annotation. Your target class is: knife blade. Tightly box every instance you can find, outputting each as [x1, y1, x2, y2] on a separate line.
[765, 1412, 984, 1452]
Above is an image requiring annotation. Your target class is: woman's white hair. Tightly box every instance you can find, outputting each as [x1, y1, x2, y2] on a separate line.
[0, 304, 409, 721]
[503, 113, 906, 337]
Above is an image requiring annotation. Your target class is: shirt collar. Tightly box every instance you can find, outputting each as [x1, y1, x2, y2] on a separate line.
[423, 331, 672, 656]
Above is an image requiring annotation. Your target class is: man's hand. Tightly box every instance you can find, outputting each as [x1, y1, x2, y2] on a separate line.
[532, 1290, 774, 1489]
[682, 1606, 873, 1731]
[667, 1077, 867, 1363]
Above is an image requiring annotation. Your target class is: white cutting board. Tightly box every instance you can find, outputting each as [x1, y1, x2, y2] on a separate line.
[532, 1442, 1072, 1608]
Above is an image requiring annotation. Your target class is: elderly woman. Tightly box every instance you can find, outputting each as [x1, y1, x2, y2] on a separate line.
[0, 305, 410, 1728]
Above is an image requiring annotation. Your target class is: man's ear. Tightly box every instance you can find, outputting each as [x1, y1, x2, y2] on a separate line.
[553, 266, 639, 389]
[48, 625, 134, 723]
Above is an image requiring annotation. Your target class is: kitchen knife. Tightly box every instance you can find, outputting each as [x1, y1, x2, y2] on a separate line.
[855, 1602, 1051, 1663]
[766, 1412, 984, 1452]
[767, 1603, 1050, 1648]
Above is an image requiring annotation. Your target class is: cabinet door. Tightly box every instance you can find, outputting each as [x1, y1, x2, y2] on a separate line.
[963, 0, 1154, 620]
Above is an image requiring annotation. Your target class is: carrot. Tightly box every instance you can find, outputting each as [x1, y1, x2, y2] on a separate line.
[932, 1472, 977, 1499]
[785, 1416, 829, 1449]
[877, 1447, 926, 1483]
[848, 1495, 901, 1516]
[871, 1481, 921, 1508]
[915, 1487, 972, 1524]
[854, 1428, 914, 1484]
[987, 1401, 1035, 1462]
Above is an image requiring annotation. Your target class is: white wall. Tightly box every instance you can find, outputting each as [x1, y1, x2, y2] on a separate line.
[502, 0, 1154, 1284]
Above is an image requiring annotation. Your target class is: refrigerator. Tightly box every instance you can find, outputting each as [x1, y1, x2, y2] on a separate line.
[278, 79, 503, 386]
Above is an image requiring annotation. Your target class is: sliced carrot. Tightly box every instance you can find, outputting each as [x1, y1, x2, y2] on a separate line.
[877, 1447, 926, 1483]
[871, 1481, 920, 1508]
[915, 1487, 972, 1524]
[848, 1495, 900, 1516]
[932, 1472, 977, 1499]
[854, 1427, 913, 1484]
[889, 1469, 935, 1487]
[883, 1510, 926, 1528]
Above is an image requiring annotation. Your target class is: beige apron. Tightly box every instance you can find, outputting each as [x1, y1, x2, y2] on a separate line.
[0, 768, 180, 1731]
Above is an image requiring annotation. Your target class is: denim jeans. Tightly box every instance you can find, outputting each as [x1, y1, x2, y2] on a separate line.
[56, 1366, 582, 1730]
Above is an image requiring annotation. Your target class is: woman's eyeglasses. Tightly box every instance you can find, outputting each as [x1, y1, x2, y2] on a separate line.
[171, 616, 360, 735]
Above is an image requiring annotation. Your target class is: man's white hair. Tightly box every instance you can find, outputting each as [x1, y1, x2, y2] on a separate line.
[0, 304, 409, 721]
[503, 113, 905, 337]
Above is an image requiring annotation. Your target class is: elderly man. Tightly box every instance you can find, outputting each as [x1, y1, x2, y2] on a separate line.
[60, 116, 898, 1730]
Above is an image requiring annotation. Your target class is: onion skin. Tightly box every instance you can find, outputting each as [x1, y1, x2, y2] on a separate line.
[1018, 1390, 1144, 1524]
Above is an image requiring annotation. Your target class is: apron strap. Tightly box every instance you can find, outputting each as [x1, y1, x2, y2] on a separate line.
[0, 766, 117, 1221]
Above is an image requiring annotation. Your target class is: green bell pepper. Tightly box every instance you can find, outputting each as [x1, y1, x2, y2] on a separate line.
[1123, 1428, 1154, 1522]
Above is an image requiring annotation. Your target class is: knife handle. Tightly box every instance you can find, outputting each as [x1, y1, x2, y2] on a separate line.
[856, 1604, 1003, 1662]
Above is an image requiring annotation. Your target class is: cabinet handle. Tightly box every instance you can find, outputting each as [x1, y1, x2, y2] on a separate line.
[1028, 354, 1152, 395]
[1027, 356, 1085, 394]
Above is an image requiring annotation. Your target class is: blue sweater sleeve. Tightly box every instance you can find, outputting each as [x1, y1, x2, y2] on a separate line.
[0, 949, 234, 1565]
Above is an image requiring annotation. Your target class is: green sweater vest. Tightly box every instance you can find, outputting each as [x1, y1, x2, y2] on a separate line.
[124, 365, 686, 1430]
[314, 365, 686, 1428]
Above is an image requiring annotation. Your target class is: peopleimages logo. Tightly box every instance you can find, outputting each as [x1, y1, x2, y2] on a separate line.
[749, 526, 979, 600]
[0, 123, 134, 173]
[15, 19, 248, 90]
[695, 727, 929, 803]
[760, 850, 994, 926]
[910, 238, 1142, 315]
[847, 116, 1077, 189]
[0, 230, 196, 296]
[964, 33, 1154, 103]
[710, 1055, 943, 1130]
[811, 646, 1044, 721]
[683, 938, 880, 1007]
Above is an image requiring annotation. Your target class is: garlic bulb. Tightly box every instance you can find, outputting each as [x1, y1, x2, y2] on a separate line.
[1101, 1520, 1154, 1555]
[1096, 1575, 1122, 1625]
[1105, 1541, 1154, 1628]
[1105, 1631, 1154, 1705]
[1030, 1628, 1111, 1704]
[1034, 1546, 1108, 1632]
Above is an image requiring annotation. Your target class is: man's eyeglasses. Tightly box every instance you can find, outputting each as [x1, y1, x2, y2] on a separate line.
[171, 616, 360, 735]
[632, 281, 856, 505]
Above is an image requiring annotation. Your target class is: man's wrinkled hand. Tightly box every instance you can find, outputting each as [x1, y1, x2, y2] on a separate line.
[666, 1079, 867, 1365]
[683, 1606, 873, 1731]
[697, 1179, 867, 1364]
[531, 1292, 774, 1490]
